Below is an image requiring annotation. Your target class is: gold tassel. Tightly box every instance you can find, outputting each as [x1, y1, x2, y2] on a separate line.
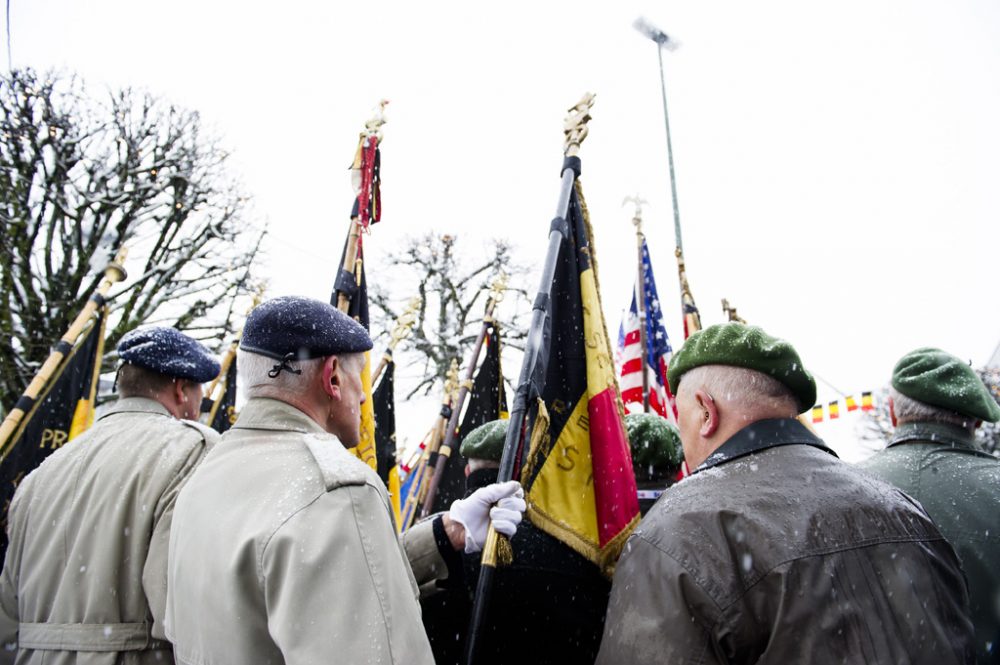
[496, 534, 514, 567]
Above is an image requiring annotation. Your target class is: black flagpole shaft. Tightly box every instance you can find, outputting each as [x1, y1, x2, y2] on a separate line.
[462, 162, 577, 665]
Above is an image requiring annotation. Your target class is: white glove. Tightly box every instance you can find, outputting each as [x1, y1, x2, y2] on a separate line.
[449, 480, 526, 554]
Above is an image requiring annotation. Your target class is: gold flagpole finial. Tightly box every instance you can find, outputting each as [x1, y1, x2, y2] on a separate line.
[487, 273, 508, 311]
[102, 246, 129, 284]
[388, 296, 422, 351]
[721, 298, 747, 324]
[444, 358, 461, 402]
[564, 92, 596, 157]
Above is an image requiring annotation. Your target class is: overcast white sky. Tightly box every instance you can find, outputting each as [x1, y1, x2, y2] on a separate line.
[12, 0, 1000, 456]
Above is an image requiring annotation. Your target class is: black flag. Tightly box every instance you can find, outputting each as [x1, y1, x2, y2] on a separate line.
[0, 311, 105, 555]
[372, 360, 397, 484]
[203, 360, 238, 434]
[431, 323, 508, 513]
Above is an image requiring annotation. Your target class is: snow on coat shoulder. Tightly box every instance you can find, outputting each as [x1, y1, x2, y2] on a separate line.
[303, 433, 374, 491]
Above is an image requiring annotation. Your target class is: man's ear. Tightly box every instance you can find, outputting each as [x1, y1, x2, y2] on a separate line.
[696, 389, 719, 438]
[322, 356, 340, 399]
[174, 378, 188, 405]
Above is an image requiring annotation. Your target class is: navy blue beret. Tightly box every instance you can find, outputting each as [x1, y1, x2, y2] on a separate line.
[240, 296, 373, 361]
[117, 326, 221, 383]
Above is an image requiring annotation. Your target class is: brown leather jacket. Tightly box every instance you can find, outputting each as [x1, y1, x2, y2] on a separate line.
[597, 418, 975, 665]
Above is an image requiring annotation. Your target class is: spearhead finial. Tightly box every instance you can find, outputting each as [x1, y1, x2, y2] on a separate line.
[488, 273, 508, 308]
[564, 92, 596, 157]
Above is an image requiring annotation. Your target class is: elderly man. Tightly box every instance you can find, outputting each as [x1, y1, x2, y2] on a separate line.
[0, 327, 220, 664]
[597, 323, 975, 665]
[165, 296, 524, 665]
[858, 347, 1000, 663]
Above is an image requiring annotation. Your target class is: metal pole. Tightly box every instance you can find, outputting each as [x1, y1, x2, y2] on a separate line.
[657, 43, 683, 255]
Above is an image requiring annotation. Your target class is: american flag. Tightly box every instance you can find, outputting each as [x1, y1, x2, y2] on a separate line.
[617, 239, 677, 422]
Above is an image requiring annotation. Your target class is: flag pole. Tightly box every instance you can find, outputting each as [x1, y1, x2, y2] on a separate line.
[335, 101, 387, 314]
[0, 247, 128, 457]
[624, 197, 651, 413]
[399, 359, 460, 531]
[371, 295, 422, 386]
[419, 275, 508, 518]
[463, 92, 596, 665]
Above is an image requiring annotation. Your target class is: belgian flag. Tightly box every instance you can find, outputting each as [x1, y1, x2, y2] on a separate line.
[519, 183, 639, 576]
[845, 395, 859, 412]
[431, 322, 508, 513]
[811, 405, 824, 423]
[828, 400, 840, 420]
[0, 309, 106, 556]
[861, 391, 875, 411]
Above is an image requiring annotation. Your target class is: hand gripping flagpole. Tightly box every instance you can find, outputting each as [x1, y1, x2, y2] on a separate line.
[0, 247, 128, 457]
[462, 93, 595, 665]
[420, 274, 508, 519]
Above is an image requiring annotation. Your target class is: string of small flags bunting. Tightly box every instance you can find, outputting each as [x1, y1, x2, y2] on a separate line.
[811, 391, 876, 423]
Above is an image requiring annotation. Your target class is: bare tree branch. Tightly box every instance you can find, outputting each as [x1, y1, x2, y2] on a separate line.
[0, 69, 263, 412]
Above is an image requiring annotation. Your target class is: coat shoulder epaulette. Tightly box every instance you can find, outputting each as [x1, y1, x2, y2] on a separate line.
[302, 433, 374, 491]
[178, 419, 220, 448]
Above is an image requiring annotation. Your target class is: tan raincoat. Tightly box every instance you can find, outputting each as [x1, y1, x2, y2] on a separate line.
[164, 397, 435, 665]
[0, 396, 217, 664]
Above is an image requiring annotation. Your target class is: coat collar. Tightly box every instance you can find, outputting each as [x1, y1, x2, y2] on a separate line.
[694, 417, 837, 474]
[230, 397, 328, 435]
[888, 421, 981, 451]
[99, 396, 173, 420]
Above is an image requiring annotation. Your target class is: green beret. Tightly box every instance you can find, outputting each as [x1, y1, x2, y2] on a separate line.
[459, 419, 508, 462]
[625, 413, 683, 480]
[891, 347, 1000, 423]
[666, 323, 816, 413]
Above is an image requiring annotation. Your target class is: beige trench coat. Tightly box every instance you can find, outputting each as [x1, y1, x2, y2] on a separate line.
[165, 397, 435, 665]
[0, 397, 217, 664]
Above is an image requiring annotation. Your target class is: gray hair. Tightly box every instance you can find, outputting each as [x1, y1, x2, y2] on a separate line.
[237, 350, 364, 401]
[678, 365, 800, 415]
[467, 458, 501, 472]
[889, 387, 977, 432]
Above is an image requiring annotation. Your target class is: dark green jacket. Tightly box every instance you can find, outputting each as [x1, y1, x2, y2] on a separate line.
[859, 422, 1000, 664]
